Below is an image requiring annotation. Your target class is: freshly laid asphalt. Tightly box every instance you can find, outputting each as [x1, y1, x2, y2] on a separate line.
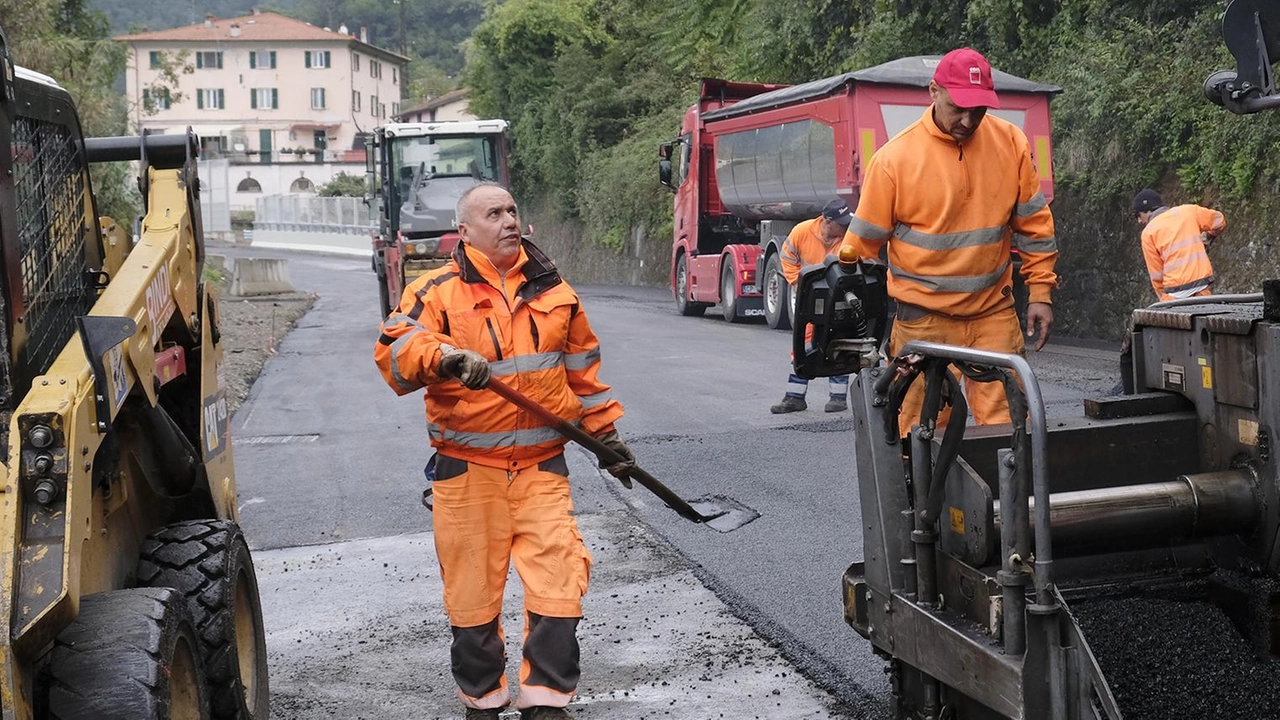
[228, 247, 1121, 718]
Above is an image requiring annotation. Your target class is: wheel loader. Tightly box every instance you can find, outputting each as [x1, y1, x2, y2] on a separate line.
[0, 29, 269, 720]
[793, 1, 1280, 717]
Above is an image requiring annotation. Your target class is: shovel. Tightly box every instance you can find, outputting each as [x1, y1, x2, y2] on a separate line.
[486, 378, 760, 533]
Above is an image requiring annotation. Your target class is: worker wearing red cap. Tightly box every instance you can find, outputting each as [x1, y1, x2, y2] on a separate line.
[841, 47, 1059, 435]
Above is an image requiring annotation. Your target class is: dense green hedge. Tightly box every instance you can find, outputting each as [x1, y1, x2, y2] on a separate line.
[465, 0, 1280, 260]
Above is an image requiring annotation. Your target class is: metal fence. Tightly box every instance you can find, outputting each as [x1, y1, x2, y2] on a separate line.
[253, 195, 375, 235]
[198, 158, 231, 236]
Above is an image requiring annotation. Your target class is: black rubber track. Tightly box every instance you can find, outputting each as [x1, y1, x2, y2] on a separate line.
[138, 520, 269, 720]
[47, 587, 210, 719]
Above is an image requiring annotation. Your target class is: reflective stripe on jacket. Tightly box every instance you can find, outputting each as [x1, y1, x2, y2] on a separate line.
[1140, 205, 1223, 302]
[374, 239, 624, 470]
[841, 107, 1058, 318]
[780, 217, 842, 285]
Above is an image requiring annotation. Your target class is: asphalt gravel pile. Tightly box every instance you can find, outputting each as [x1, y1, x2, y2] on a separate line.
[1072, 583, 1280, 720]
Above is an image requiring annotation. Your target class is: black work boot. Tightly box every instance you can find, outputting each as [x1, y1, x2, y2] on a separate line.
[770, 395, 807, 414]
[521, 708, 573, 719]
[465, 709, 501, 720]
[824, 395, 848, 413]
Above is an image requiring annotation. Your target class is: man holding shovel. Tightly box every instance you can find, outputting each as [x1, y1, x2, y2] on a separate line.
[374, 182, 635, 720]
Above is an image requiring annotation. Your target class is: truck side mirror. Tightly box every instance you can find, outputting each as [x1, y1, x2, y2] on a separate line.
[658, 142, 674, 191]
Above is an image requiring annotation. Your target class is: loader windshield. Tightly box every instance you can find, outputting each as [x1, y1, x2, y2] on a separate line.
[388, 134, 500, 210]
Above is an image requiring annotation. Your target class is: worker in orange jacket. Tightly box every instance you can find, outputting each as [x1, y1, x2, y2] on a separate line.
[771, 198, 854, 414]
[842, 47, 1058, 437]
[1131, 188, 1224, 302]
[374, 183, 635, 720]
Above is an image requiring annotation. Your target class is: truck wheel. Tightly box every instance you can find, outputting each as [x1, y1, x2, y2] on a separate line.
[721, 264, 744, 323]
[139, 521, 270, 720]
[675, 254, 706, 317]
[47, 587, 211, 720]
[763, 254, 792, 330]
[377, 273, 392, 318]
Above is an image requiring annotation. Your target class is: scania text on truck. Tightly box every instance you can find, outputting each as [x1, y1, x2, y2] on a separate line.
[367, 119, 510, 316]
[659, 58, 1059, 329]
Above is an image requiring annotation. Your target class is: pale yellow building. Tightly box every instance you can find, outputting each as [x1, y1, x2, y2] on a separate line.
[395, 88, 475, 123]
[116, 10, 409, 205]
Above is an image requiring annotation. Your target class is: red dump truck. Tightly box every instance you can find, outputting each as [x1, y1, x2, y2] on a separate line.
[659, 57, 1060, 328]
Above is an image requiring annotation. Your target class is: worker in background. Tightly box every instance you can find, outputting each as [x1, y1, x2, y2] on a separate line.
[374, 182, 635, 720]
[771, 198, 855, 414]
[841, 47, 1058, 436]
[1132, 188, 1224, 302]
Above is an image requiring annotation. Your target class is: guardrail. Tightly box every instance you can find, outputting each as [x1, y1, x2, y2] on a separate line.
[252, 195, 374, 256]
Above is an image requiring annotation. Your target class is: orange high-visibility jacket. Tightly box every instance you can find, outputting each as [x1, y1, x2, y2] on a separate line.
[842, 107, 1058, 318]
[780, 217, 842, 285]
[374, 240, 624, 470]
[1141, 204, 1223, 302]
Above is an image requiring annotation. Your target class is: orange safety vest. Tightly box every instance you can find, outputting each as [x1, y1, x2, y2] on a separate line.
[374, 239, 624, 471]
[842, 106, 1058, 318]
[780, 217, 843, 285]
[1140, 205, 1223, 302]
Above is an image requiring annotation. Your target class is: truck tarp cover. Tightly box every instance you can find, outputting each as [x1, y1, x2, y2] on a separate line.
[702, 56, 1062, 122]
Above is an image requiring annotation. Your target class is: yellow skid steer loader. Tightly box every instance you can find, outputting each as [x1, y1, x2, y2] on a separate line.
[0, 30, 269, 720]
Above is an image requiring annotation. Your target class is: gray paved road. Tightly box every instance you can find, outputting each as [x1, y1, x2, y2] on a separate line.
[231, 248, 1121, 717]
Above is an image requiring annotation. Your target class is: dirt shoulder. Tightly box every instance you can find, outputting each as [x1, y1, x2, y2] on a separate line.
[215, 289, 316, 415]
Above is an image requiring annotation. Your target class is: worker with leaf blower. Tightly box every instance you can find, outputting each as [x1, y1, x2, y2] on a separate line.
[374, 182, 635, 720]
[841, 47, 1059, 437]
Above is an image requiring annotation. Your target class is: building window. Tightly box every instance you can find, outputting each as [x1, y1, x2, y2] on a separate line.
[290, 177, 314, 193]
[370, 60, 381, 79]
[149, 51, 162, 69]
[142, 87, 172, 111]
[249, 50, 276, 69]
[195, 51, 223, 69]
[237, 177, 263, 193]
[196, 88, 225, 109]
[251, 88, 279, 110]
[352, 90, 361, 113]
[311, 88, 326, 110]
[391, 102, 400, 117]
[306, 50, 332, 69]
[352, 53, 360, 72]
[370, 95, 378, 118]
[392, 67, 398, 84]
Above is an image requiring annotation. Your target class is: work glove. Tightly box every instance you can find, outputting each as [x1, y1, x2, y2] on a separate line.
[438, 348, 491, 389]
[596, 430, 636, 488]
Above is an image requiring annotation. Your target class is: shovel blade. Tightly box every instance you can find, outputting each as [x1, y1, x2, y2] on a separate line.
[687, 495, 761, 533]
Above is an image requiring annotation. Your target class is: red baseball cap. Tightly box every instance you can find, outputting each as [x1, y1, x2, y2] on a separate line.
[932, 48, 1001, 109]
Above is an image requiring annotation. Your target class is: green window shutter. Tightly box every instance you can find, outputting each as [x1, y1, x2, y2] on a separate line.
[196, 53, 203, 69]
[250, 90, 257, 109]
[216, 52, 223, 69]
[197, 90, 204, 109]
[270, 51, 277, 68]
[324, 51, 331, 68]
[249, 52, 256, 69]
[320, 88, 325, 107]
[305, 53, 311, 69]
[218, 89, 224, 108]
[272, 88, 278, 109]
[142, 88, 151, 107]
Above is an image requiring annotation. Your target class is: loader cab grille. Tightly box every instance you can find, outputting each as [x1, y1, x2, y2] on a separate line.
[11, 114, 95, 380]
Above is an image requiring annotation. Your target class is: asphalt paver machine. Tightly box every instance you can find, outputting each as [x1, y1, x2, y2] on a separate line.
[795, 3, 1280, 717]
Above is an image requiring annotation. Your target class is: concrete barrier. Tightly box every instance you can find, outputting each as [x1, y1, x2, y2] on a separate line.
[230, 257, 296, 297]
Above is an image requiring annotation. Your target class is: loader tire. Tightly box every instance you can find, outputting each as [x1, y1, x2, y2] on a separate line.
[47, 587, 211, 720]
[139, 520, 270, 720]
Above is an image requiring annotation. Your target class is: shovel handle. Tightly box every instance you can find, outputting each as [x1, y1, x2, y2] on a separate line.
[484, 378, 713, 523]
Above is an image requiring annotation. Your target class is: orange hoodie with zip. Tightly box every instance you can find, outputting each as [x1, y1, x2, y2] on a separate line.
[841, 106, 1058, 318]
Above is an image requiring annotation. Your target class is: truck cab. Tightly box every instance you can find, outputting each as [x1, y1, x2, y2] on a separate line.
[661, 59, 1058, 329]
[368, 119, 510, 316]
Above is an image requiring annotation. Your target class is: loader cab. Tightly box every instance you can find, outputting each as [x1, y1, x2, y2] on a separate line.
[0, 63, 104, 416]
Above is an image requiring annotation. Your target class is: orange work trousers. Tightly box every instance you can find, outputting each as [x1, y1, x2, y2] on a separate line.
[430, 453, 592, 710]
[889, 307, 1025, 437]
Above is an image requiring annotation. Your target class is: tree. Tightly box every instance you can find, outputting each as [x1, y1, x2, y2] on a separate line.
[317, 172, 368, 197]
